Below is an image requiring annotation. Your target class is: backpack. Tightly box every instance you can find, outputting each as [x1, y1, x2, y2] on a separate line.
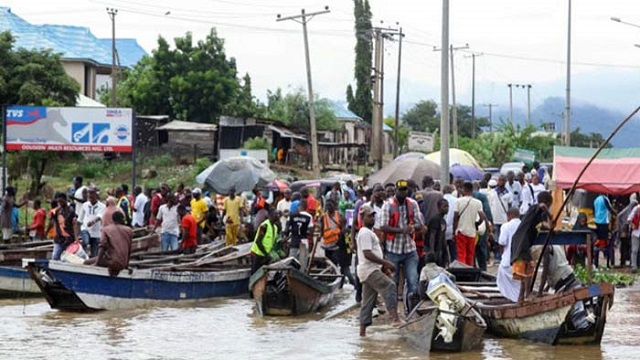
[632, 206, 640, 230]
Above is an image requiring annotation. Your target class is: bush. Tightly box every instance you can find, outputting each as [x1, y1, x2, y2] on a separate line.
[243, 136, 270, 151]
[193, 158, 211, 178]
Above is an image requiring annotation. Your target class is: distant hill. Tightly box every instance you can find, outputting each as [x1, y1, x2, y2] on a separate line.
[489, 97, 636, 148]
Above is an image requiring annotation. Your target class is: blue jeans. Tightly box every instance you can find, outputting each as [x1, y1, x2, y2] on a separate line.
[386, 251, 419, 295]
[161, 233, 179, 251]
[81, 230, 100, 257]
[52, 242, 67, 260]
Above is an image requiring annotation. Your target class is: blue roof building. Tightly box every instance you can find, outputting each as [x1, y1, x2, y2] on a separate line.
[0, 7, 146, 99]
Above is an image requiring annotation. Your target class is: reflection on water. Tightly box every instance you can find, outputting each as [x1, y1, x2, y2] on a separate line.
[0, 286, 638, 359]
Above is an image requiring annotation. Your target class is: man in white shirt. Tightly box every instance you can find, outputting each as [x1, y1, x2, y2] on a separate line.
[153, 194, 180, 251]
[71, 176, 88, 215]
[443, 184, 457, 261]
[505, 171, 522, 210]
[489, 176, 513, 262]
[132, 186, 148, 228]
[497, 208, 522, 302]
[453, 181, 492, 267]
[276, 189, 292, 230]
[356, 204, 400, 336]
[520, 173, 545, 215]
[75, 188, 106, 257]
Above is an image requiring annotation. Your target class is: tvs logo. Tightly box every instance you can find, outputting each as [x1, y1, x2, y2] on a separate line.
[6, 106, 46, 124]
[115, 125, 130, 140]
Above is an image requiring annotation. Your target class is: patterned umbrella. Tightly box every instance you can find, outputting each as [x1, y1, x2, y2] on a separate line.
[368, 158, 441, 186]
[195, 157, 276, 195]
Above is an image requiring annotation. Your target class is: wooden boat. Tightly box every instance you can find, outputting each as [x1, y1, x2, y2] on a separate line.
[27, 243, 252, 311]
[448, 230, 614, 346]
[401, 273, 486, 353]
[249, 257, 342, 316]
[0, 231, 160, 298]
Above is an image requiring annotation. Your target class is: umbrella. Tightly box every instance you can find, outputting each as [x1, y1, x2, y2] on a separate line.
[449, 164, 484, 181]
[368, 158, 440, 186]
[393, 152, 427, 162]
[424, 148, 482, 170]
[264, 179, 290, 192]
[195, 157, 276, 194]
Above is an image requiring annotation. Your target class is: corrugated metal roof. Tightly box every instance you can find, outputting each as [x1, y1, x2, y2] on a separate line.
[330, 101, 363, 122]
[0, 7, 146, 68]
[268, 125, 307, 141]
[157, 120, 217, 132]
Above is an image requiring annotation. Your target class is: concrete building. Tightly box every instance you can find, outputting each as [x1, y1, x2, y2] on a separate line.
[0, 7, 146, 100]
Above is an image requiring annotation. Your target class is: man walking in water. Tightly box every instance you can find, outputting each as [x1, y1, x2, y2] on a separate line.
[357, 204, 401, 336]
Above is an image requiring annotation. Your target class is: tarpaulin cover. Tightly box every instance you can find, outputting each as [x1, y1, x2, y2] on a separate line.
[554, 146, 640, 195]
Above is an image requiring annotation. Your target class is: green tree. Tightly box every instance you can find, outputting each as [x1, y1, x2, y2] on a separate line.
[264, 88, 338, 131]
[0, 31, 81, 197]
[402, 100, 439, 132]
[570, 127, 611, 148]
[117, 29, 251, 122]
[243, 136, 270, 150]
[346, 0, 373, 123]
[384, 116, 410, 153]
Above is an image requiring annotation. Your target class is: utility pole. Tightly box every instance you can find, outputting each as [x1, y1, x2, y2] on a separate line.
[482, 104, 498, 133]
[439, 0, 450, 186]
[393, 26, 404, 158]
[526, 84, 532, 124]
[465, 53, 482, 138]
[434, 43, 468, 148]
[508, 83, 513, 125]
[107, 8, 118, 107]
[371, 25, 399, 169]
[565, 0, 572, 146]
[277, 7, 330, 178]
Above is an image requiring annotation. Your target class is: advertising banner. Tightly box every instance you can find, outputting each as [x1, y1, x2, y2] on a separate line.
[5, 106, 133, 152]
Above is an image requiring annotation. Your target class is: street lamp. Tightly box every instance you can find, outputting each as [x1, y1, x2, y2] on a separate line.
[611, 16, 640, 29]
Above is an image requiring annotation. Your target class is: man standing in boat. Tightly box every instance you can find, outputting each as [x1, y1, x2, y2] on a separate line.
[380, 179, 424, 313]
[356, 204, 401, 336]
[223, 187, 244, 246]
[52, 193, 77, 260]
[286, 198, 313, 270]
[250, 210, 280, 275]
[510, 191, 554, 300]
[76, 188, 106, 257]
[497, 207, 522, 302]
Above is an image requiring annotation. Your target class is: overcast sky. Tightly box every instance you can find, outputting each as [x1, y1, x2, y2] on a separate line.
[5, 0, 640, 115]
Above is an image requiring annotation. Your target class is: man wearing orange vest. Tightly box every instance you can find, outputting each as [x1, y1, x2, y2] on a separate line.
[380, 179, 424, 312]
[320, 199, 355, 286]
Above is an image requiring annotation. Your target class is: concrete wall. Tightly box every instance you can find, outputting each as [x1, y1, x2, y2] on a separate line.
[62, 61, 86, 95]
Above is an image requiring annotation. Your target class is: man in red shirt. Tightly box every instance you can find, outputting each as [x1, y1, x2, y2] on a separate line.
[179, 205, 197, 254]
[301, 188, 317, 216]
[27, 199, 46, 240]
[150, 184, 169, 226]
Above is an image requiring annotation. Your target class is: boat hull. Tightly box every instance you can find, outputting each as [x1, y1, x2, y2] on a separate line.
[29, 260, 251, 311]
[250, 259, 341, 316]
[0, 266, 41, 296]
[403, 308, 486, 353]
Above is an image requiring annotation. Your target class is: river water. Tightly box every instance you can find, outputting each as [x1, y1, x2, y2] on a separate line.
[0, 285, 638, 360]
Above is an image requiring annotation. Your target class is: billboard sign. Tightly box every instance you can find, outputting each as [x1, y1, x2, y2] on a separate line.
[5, 106, 133, 152]
[407, 131, 434, 153]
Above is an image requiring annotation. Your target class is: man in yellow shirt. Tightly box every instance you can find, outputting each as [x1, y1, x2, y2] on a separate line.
[190, 188, 209, 244]
[223, 187, 244, 246]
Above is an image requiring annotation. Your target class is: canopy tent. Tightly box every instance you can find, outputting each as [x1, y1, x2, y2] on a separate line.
[554, 146, 640, 195]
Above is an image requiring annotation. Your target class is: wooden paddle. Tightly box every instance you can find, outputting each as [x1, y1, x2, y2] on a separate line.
[306, 232, 319, 274]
